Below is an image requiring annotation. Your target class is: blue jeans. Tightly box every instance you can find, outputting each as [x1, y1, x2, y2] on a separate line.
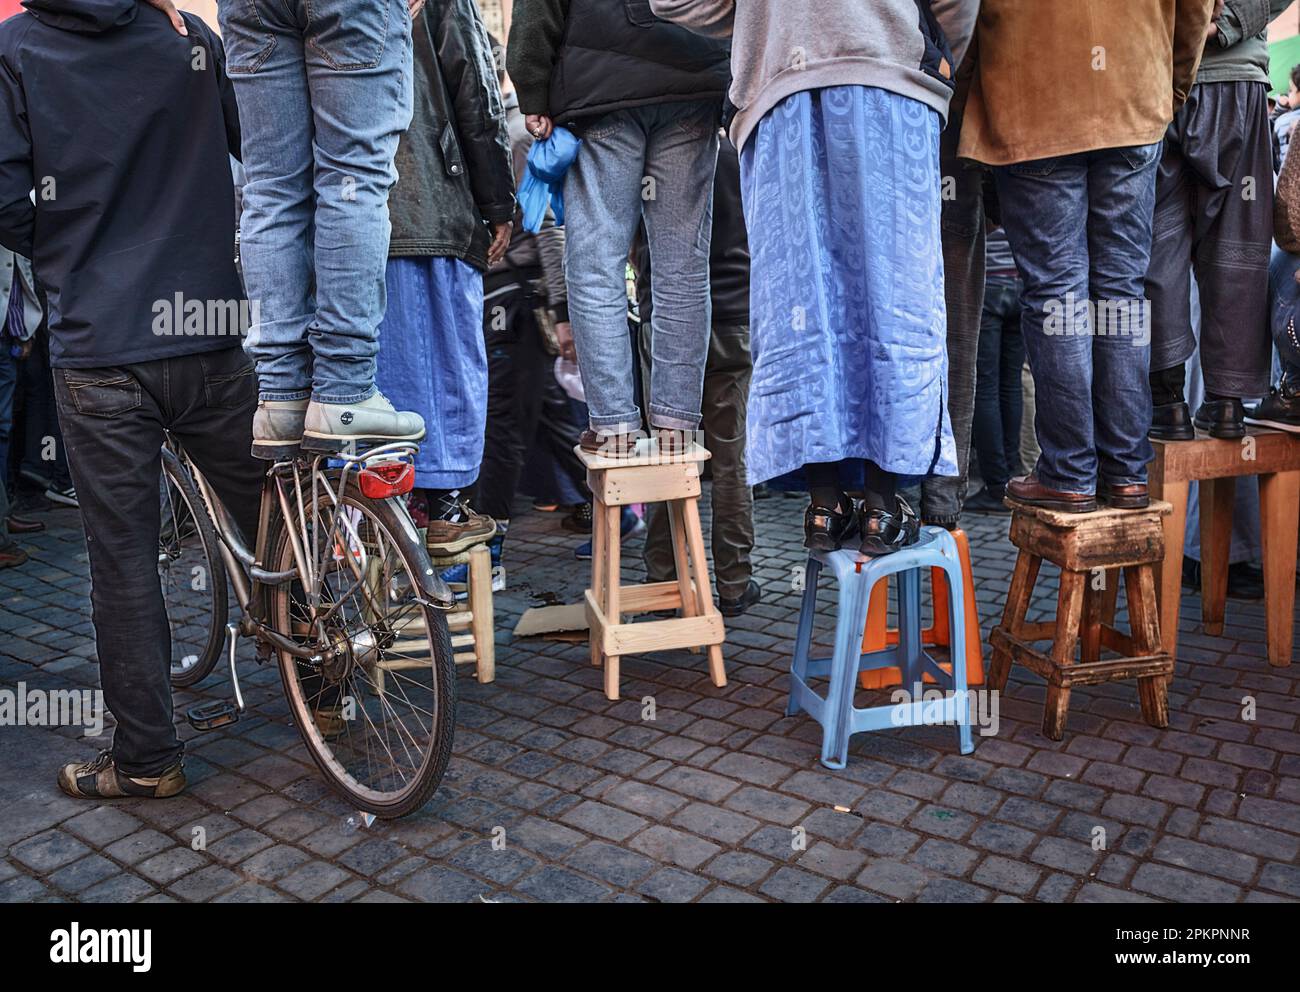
[1268, 245, 1300, 383]
[973, 276, 1025, 492]
[564, 100, 719, 433]
[995, 144, 1161, 493]
[219, 0, 414, 403]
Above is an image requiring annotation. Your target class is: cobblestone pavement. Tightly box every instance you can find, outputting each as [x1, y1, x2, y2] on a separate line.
[1, 489, 1297, 904]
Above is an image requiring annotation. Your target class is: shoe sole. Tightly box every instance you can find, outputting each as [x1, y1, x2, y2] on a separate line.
[427, 527, 499, 558]
[251, 439, 302, 461]
[1244, 415, 1300, 435]
[44, 492, 78, 508]
[1192, 420, 1247, 440]
[1006, 496, 1097, 514]
[301, 429, 426, 453]
[1102, 495, 1150, 510]
[1148, 427, 1196, 442]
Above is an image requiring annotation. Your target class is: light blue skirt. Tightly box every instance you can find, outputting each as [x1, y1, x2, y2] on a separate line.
[740, 85, 957, 486]
[375, 256, 485, 490]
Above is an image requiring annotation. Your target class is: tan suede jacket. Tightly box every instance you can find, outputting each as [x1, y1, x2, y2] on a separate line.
[959, 0, 1216, 166]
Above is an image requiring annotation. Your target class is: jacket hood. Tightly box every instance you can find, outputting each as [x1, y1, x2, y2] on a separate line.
[21, 0, 138, 33]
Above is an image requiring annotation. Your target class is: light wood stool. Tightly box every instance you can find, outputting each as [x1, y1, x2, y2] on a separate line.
[1150, 429, 1299, 668]
[578, 442, 726, 700]
[988, 501, 1174, 740]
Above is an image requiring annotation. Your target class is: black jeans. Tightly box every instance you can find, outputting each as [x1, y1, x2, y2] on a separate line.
[475, 294, 587, 523]
[972, 277, 1026, 493]
[54, 347, 263, 776]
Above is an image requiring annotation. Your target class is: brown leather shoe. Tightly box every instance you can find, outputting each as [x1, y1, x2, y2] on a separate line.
[579, 429, 638, 459]
[1099, 482, 1149, 510]
[1005, 474, 1097, 513]
[4, 514, 44, 534]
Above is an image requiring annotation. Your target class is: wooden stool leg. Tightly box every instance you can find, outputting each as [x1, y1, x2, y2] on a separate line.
[1260, 469, 1300, 668]
[590, 499, 607, 669]
[604, 499, 622, 700]
[1125, 564, 1169, 728]
[1099, 568, 1120, 626]
[1198, 476, 1234, 637]
[1043, 570, 1086, 741]
[667, 500, 698, 620]
[1149, 475, 1188, 662]
[681, 494, 726, 688]
[1080, 582, 1103, 665]
[468, 544, 495, 683]
[988, 550, 1037, 691]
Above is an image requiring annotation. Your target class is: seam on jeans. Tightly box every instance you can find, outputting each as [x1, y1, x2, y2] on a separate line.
[225, 0, 276, 75]
[306, 0, 391, 71]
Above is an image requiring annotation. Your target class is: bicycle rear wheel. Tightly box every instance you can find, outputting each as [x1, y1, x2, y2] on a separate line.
[160, 446, 227, 687]
[266, 470, 456, 818]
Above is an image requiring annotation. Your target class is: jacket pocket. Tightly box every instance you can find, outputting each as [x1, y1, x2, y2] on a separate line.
[58, 369, 141, 419]
[219, 0, 276, 75]
[199, 348, 258, 410]
[307, 0, 393, 71]
[440, 123, 466, 178]
[625, 0, 658, 28]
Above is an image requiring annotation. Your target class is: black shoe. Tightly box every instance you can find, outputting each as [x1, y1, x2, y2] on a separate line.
[964, 486, 1010, 514]
[1181, 557, 1264, 601]
[718, 579, 762, 618]
[1149, 401, 1196, 441]
[1245, 385, 1300, 434]
[804, 496, 857, 552]
[1193, 398, 1246, 439]
[562, 502, 593, 533]
[859, 496, 920, 557]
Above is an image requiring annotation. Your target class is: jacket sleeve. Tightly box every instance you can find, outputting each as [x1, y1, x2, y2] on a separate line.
[0, 44, 34, 260]
[437, 0, 516, 225]
[506, 0, 570, 117]
[1172, 0, 1216, 111]
[650, 0, 736, 38]
[187, 14, 242, 160]
[1214, 0, 1290, 49]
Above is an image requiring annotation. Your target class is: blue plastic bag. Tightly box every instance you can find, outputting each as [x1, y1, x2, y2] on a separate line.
[519, 126, 581, 233]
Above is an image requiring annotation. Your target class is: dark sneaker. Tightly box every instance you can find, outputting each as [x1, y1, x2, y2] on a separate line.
[804, 496, 857, 552]
[562, 502, 594, 533]
[718, 579, 762, 618]
[1245, 385, 1300, 434]
[58, 750, 185, 800]
[44, 483, 78, 509]
[1182, 556, 1264, 600]
[426, 498, 497, 557]
[964, 486, 1009, 514]
[0, 545, 29, 569]
[1149, 401, 1196, 441]
[859, 495, 920, 557]
[1193, 398, 1246, 439]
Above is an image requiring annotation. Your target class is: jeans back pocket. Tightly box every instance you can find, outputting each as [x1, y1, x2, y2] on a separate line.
[218, 0, 276, 75]
[199, 348, 258, 410]
[58, 369, 142, 419]
[308, 0, 393, 71]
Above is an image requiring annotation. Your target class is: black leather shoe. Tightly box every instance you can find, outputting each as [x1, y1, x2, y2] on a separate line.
[717, 580, 762, 618]
[1245, 384, 1300, 434]
[859, 496, 920, 557]
[804, 497, 857, 552]
[1149, 401, 1195, 441]
[1193, 398, 1247, 439]
[964, 486, 1010, 514]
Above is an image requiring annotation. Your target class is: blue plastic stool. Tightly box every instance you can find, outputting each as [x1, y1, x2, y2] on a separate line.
[787, 527, 976, 769]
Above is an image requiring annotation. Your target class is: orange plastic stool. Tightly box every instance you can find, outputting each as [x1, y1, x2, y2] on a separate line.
[859, 528, 984, 688]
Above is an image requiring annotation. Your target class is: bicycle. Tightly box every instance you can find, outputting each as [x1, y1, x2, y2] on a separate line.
[158, 435, 457, 818]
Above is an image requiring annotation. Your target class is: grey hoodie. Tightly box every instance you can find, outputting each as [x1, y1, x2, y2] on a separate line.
[651, 0, 978, 150]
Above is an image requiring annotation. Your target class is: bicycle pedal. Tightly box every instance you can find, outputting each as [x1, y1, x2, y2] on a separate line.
[186, 700, 240, 732]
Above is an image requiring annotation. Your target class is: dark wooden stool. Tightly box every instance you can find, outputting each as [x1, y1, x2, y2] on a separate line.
[988, 501, 1175, 740]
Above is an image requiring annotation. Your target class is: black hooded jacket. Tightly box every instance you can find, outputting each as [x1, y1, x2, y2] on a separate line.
[0, 0, 243, 368]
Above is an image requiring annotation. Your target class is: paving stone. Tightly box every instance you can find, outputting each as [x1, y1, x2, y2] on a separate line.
[637, 867, 710, 903]
[628, 825, 720, 870]
[1131, 864, 1242, 903]
[278, 861, 353, 901]
[759, 866, 830, 902]
[564, 841, 656, 888]
[11, 830, 90, 872]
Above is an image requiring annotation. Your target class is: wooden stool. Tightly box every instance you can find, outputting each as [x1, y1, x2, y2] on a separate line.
[988, 501, 1175, 740]
[859, 527, 985, 689]
[1150, 429, 1300, 668]
[579, 442, 726, 700]
[383, 543, 496, 689]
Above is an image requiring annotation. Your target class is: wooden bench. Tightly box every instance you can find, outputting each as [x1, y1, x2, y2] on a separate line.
[1150, 429, 1299, 668]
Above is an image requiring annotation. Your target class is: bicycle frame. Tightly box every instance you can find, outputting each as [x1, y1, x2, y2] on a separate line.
[168, 436, 434, 696]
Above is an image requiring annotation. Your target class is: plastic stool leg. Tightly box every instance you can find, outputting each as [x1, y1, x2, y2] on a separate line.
[897, 568, 923, 694]
[823, 568, 870, 770]
[939, 553, 974, 754]
[787, 558, 821, 717]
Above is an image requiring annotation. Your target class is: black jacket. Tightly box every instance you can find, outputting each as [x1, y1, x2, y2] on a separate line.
[389, 0, 515, 269]
[0, 0, 243, 369]
[508, 0, 730, 126]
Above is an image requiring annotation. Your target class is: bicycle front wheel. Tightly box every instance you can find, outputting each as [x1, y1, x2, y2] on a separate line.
[266, 471, 456, 818]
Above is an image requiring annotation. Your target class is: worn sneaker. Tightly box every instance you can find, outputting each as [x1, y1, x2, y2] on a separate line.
[58, 750, 186, 800]
[427, 496, 497, 556]
[302, 392, 425, 452]
[251, 398, 309, 458]
[44, 482, 78, 509]
[1245, 384, 1300, 434]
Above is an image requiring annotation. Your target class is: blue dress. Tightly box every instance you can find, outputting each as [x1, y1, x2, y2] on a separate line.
[374, 256, 486, 490]
[740, 85, 957, 486]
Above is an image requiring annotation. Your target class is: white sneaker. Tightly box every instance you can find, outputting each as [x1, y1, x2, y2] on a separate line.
[301, 392, 425, 452]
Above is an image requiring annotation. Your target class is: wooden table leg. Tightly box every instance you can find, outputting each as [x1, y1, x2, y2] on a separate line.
[1198, 476, 1235, 637]
[1150, 475, 1189, 663]
[1260, 469, 1299, 668]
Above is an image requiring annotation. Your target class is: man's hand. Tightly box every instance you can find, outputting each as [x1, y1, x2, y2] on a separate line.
[1207, 0, 1225, 39]
[526, 115, 555, 141]
[141, 0, 187, 36]
[488, 221, 513, 265]
[409, 0, 426, 18]
[555, 321, 576, 363]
